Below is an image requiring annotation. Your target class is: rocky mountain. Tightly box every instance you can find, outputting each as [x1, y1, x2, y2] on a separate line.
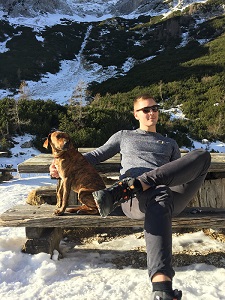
[0, 0, 215, 18]
[0, 0, 225, 102]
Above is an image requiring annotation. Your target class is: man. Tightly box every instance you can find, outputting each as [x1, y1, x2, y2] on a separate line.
[50, 94, 211, 300]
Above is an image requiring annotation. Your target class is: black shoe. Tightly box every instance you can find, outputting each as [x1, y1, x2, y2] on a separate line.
[92, 177, 142, 217]
[151, 289, 182, 300]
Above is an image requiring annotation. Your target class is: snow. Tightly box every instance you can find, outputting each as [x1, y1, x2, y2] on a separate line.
[0, 135, 225, 299]
[162, 106, 187, 121]
[0, 0, 212, 104]
[0, 37, 10, 53]
[163, 0, 208, 19]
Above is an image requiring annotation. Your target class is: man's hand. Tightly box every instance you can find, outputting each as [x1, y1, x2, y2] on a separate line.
[49, 161, 59, 178]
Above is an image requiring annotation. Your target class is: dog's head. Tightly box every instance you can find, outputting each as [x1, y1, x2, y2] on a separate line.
[43, 131, 73, 156]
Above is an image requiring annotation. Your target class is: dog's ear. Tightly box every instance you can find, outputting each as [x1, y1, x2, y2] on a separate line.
[43, 133, 51, 149]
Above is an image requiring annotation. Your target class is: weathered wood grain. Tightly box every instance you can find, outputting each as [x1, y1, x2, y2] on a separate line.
[190, 178, 225, 208]
[1, 204, 225, 229]
[0, 168, 17, 174]
[17, 151, 225, 174]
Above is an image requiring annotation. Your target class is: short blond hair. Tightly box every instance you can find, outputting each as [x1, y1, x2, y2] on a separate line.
[133, 94, 156, 106]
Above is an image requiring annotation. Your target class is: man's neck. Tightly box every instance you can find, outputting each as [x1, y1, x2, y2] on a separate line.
[139, 126, 156, 133]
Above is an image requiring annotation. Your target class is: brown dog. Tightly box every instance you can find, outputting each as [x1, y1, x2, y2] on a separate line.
[43, 131, 105, 215]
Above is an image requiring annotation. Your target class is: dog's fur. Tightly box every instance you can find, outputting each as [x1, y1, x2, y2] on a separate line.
[43, 131, 105, 215]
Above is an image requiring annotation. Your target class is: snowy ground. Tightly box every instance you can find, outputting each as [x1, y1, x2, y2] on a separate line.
[0, 135, 225, 299]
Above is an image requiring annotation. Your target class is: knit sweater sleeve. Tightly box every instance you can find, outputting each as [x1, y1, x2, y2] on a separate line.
[84, 131, 122, 165]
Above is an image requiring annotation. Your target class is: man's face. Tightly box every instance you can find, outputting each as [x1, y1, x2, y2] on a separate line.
[134, 98, 159, 131]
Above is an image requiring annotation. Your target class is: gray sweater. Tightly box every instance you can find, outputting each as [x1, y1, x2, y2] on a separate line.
[84, 129, 181, 179]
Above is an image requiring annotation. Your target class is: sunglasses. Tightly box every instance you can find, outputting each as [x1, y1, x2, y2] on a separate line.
[136, 105, 160, 113]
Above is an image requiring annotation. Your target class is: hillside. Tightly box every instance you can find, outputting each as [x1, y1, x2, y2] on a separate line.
[0, 0, 225, 149]
[0, 0, 224, 101]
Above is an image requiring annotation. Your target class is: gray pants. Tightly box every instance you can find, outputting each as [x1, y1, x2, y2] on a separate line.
[121, 149, 211, 280]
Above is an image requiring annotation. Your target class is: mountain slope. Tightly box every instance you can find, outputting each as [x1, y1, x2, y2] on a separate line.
[0, 0, 210, 18]
[0, 0, 224, 104]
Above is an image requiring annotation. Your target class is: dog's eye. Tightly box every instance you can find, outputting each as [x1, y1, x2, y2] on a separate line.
[56, 133, 69, 140]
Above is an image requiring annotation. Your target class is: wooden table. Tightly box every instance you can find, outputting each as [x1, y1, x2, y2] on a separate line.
[17, 149, 225, 174]
[18, 148, 121, 176]
[17, 149, 225, 209]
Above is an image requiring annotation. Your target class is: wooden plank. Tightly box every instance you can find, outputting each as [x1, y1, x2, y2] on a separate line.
[17, 153, 121, 174]
[190, 178, 225, 208]
[17, 151, 225, 174]
[0, 152, 7, 155]
[18, 154, 52, 173]
[22, 227, 63, 256]
[0, 168, 17, 173]
[0, 204, 225, 228]
[209, 153, 225, 172]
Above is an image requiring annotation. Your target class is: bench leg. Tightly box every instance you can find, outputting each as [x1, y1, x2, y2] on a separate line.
[22, 227, 63, 258]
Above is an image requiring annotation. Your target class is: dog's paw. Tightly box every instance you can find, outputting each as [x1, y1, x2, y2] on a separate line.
[77, 208, 99, 215]
[54, 208, 65, 216]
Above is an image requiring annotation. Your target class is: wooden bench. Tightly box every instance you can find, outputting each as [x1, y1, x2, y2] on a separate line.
[0, 168, 17, 176]
[0, 149, 225, 257]
[0, 167, 17, 181]
[0, 152, 16, 173]
[0, 204, 225, 257]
